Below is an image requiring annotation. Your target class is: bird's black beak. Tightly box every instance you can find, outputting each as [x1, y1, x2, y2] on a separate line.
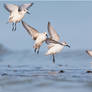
[27, 11, 31, 15]
[66, 45, 70, 48]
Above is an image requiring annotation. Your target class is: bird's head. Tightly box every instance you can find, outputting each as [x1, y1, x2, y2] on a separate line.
[62, 41, 70, 48]
[43, 32, 48, 38]
[21, 9, 31, 15]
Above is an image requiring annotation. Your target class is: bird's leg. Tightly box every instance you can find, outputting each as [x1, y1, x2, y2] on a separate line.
[34, 48, 37, 53]
[14, 23, 16, 31]
[37, 49, 39, 54]
[52, 54, 55, 63]
[37, 50, 39, 54]
[12, 23, 14, 31]
[37, 47, 40, 54]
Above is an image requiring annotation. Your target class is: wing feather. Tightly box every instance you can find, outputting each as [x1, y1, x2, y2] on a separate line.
[4, 3, 18, 12]
[20, 3, 33, 10]
[46, 38, 62, 45]
[22, 21, 39, 40]
[48, 22, 60, 41]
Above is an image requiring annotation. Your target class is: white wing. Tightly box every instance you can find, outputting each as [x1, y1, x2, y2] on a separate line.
[22, 21, 39, 40]
[4, 3, 18, 12]
[48, 22, 60, 41]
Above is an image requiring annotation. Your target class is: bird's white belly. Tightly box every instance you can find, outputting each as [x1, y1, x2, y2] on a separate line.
[9, 12, 24, 23]
[35, 34, 46, 45]
[46, 44, 64, 55]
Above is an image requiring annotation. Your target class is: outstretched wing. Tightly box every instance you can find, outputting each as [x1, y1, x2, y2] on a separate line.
[4, 3, 18, 12]
[48, 22, 60, 41]
[46, 38, 62, 50]
[22, 21, 39, 40]
[20, 3, 33, 10]
[46, 38, 62, 45]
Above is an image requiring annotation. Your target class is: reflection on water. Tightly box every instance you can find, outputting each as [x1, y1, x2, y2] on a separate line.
[0, 44, 92, 92]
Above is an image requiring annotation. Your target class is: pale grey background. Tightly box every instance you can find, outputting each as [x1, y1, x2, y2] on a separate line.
[0, 1, 92, 51]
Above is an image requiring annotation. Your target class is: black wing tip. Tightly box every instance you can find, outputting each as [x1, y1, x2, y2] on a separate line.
[21, 20, 27, 25]
[3, 3, 9, 12]
[21, 20, 25, 25]
[21, 21, 28, 28]
[21, 21, 30, 32]
[21, 21, 31, 29]
[48, 21, 51, 30]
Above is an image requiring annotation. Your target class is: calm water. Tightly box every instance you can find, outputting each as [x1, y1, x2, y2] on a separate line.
[0, 45, 92, 92]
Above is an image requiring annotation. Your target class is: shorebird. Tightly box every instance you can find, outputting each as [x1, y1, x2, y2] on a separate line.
[22, 21, 48, 54]
[45, 22, 70, 63]
[86, 50, 92, 57]
[4, 3, 33, 31]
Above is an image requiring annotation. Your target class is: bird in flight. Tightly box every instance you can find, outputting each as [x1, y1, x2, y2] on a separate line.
[45, 22, 70, 63]
[4, 3, 33, 31]
[22, 21, 48, 54]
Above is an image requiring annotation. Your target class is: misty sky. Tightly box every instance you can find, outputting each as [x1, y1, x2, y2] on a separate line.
[0, 1, 92, 51]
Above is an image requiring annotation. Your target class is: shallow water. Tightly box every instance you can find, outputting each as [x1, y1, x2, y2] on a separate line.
[0, 46, 92, 92]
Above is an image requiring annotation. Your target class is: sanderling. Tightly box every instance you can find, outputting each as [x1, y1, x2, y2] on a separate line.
[4, 3, 33, 31]
[86, 50, 92, 57]
[22, 21, 48, 54]
[45, 22, 70, 63]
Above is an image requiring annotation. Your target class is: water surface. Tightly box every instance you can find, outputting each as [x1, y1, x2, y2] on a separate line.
[0, 45, 92, 92]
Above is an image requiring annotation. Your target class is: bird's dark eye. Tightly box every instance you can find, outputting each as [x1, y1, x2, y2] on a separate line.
[46, 34, 48, 38]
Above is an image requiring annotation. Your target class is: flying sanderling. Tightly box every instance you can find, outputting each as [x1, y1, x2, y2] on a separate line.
[4, 3, 33, 31]
[22, 21, 48, 54]
[45, 22, 70, 63]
